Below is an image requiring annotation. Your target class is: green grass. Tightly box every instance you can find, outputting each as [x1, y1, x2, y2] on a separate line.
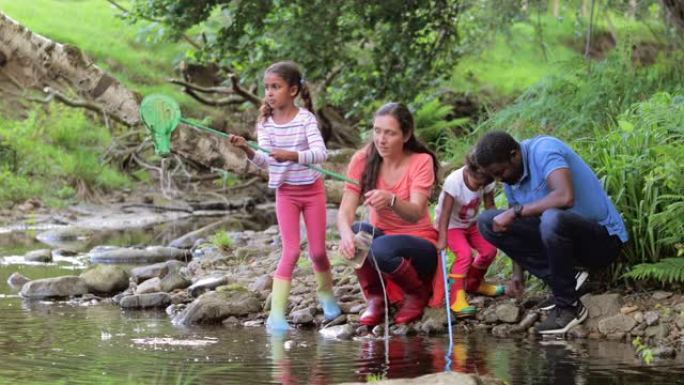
[0, 0, 203, 112]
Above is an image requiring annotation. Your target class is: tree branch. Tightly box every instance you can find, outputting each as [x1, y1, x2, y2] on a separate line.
[229, 74, 261, 106]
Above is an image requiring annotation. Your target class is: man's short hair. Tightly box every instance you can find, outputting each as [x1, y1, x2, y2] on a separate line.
[475, 131, 520, 167]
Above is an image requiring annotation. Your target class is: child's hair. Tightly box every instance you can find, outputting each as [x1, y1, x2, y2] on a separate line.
[465, 150, 493, 184]
[361, 102, 439, 195]
[258, 61, 314, 122]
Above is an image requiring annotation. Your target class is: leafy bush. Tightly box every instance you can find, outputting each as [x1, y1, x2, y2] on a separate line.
[0, 105, 131, 206]
[582, 92, 684, 270]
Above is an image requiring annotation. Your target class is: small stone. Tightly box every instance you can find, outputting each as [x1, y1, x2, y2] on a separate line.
[652, 291, 673, 300]
[633, 311, 644, 324]
[644, 310, 660, 326]
[567, 325, 588, 339]
[620, 305, 639, 314]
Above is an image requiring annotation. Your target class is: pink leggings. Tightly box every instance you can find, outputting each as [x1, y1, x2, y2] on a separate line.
[447, 224, 497, 276]
[274, 178, 330, 280]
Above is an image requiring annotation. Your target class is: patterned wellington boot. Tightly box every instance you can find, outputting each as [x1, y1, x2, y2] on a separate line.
[465, 265, 504, 297]
[314, 270, 342, 321]
[266, 277, 291, 332]
[449, 274, 476, 318]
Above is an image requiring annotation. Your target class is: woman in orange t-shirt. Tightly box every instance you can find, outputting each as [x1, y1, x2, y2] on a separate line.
[337, 102, 439, 326]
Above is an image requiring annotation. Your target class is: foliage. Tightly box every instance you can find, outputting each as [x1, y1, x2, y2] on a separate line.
[124, 0, 531, 116]
[582, 92, 684, 270]
[0, 105, 131, 205]
[623, 257, 684, 285]
[632, 336, 654, 364]
[413, 97, 470, 152]
[209, 231, 233, 252]
[479, 49, 684, 138]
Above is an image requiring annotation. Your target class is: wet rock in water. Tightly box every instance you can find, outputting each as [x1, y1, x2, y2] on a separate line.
[119, 292, 171, 309]
[355, 325, 370, 335]
[136, 277, 162, 294]
[338, 371, 505, 385]
[323, 314, 348, 327]
[36, 227, 92, 249]
[172, 290, 262, 325]
[567, 325, 589, 339]
[391, 324, 412, 336]
[80, 265, 129, 294]
[320, 324, 354, 340]
[166, 303, 186, 317]
[491, 324, 511, 337]
[495, 303, 521, 323]
[89, 245, 191, 264]
[51, 248, 78, 258]
[130, 261, 178, 282]
[169, 291, 192, 305]
[188, 275, 229, 297]
[651, 345, 677, 359]
[290, 308, 315, 325]
[24, 249, 52, 263]
[510, 311, 539, 333]
[7, 272, 30, 289]
[372, 324, 385, 337]
[21, 276, 89, 299]
[480, 307, 499, 324]
[421, 317, 445, 335]
[598, 314, 637, 335]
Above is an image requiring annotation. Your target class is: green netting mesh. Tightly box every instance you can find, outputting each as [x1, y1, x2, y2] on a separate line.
[139, 94, 182, 157]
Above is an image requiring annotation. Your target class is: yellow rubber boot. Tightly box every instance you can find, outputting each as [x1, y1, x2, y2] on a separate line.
[449, 274, 476, 318]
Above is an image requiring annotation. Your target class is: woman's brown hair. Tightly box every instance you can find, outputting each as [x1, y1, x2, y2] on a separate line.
[360, 102, 439, 195]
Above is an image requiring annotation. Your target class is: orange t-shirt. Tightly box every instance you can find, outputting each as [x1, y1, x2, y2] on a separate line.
[344, 149, 438, 244]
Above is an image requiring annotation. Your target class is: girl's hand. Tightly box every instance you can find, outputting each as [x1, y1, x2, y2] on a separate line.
[363, 189, 394, 211]
[493, 209, 515, 232]
[339, 232, 356, 260]
[229, 135, 250, 151]
[269, 149, 298, 162]
[436, 236, 447, 252]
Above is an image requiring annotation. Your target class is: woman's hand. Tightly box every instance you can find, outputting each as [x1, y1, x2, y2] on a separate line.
[363, 189, 394, 211]
[339, 231, 356, 260]
[269, 149, 298, 162]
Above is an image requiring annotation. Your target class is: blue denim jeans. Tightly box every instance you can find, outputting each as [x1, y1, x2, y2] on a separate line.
[477, 208, 622, 308]
[352, 222, 437, 279]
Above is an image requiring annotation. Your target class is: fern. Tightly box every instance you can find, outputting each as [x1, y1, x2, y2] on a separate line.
[623, 257, 684, 284]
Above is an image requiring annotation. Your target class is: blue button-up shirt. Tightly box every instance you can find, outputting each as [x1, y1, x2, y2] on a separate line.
[504, 136, 628, 243]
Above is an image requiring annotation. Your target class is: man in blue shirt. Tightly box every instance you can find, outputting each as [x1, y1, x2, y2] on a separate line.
[475, 131, 627, 335]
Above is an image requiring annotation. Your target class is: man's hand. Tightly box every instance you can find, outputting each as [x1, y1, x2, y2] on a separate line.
[269, 149, 298, 162]
[493, 208, 516, 232]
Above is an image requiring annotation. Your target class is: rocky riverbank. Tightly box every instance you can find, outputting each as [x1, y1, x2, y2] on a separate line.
[3, 200, 683, 364]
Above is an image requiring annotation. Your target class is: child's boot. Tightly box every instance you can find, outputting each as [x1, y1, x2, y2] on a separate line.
[465, 264, 504, 297]
[449, 274, 476, 317]
[266, 277, 291, 331]
[314, 270, 342, 321]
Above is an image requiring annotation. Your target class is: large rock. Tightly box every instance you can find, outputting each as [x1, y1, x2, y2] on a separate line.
[597, 314, 637, 335]
[89, 246, 191, 264]
[21, 276, 88, 299]
[339, 371, 505, 385]
[120, 293, 172, 309]
[24, 249, 52, 263]
[172, 290, 262, 325]
[136, 277, 162, 294]
[582, 293, 622, 332]
[7, 272, 30, 289]
[80, 265, 129, 294]
[36, 227, 93, 249]
[495, 303, 521, 323]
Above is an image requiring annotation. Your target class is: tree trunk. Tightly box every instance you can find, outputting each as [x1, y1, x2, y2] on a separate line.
[662, 0, 684, 35]
[0, 11, 140, 125]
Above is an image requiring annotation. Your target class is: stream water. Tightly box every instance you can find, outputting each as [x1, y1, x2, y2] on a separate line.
[1, 224, 683, 384]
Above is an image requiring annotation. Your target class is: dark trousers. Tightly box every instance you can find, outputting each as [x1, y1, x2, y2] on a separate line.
[352, 222, 437, 279]
[477, 208, 621, 308]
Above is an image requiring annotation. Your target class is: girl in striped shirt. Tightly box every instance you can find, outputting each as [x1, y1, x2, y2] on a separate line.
[230, 61, 340, 332]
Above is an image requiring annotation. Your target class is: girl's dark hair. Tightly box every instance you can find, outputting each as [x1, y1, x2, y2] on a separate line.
[258, 61, 314, 122]
[465, 149, 494, 184]
[360, 102, 439, 195]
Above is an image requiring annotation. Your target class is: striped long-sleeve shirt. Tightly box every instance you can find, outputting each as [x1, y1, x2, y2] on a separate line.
[250, 108, 328, 189]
